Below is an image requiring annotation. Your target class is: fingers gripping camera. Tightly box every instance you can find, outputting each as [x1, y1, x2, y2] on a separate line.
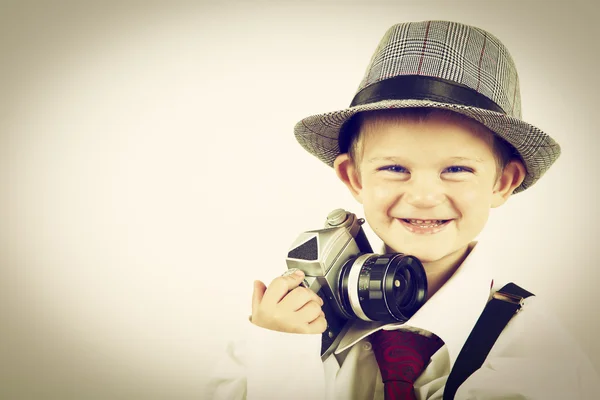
[285, 209, 429, 360]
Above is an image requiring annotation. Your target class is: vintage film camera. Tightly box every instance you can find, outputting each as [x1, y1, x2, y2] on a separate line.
[285, 209, 428, 360]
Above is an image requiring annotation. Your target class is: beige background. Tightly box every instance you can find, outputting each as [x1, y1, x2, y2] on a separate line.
[1, 1, 598, 398]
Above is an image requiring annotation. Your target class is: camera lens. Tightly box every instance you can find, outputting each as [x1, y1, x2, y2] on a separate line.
[338, 254, 427, 322]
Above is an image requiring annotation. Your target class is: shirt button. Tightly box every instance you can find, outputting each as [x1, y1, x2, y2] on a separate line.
[362, 342, 372, 351]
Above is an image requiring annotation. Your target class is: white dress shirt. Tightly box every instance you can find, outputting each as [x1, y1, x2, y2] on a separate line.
[206, 241, 600, 399]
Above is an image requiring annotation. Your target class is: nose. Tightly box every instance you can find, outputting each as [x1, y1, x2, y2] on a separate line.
[403, 175, 446, 208]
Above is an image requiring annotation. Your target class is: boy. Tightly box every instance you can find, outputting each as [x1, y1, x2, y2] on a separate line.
[207, 21, 599, 399]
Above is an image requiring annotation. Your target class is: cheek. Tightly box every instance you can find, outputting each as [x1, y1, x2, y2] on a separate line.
[363, 180, 398, 210]
[453, 182, 492, 205]
[454, 186, 493, 224]
[460, 188, 481, 204]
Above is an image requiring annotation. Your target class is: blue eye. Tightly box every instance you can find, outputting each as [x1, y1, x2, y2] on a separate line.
[379, 165, 409, 173]
[444, 166, 473, 173]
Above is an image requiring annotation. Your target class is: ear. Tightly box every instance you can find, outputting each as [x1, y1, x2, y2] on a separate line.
[333, 153, 363, 203]
[491, 159, 527, 208]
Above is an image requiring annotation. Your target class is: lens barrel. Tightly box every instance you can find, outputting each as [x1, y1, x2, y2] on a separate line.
[339, 253, 427, 322]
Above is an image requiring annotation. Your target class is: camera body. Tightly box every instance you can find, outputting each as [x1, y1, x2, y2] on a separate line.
[285, 209, 428, 360]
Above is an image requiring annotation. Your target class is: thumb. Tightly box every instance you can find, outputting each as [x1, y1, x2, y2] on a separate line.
[261, 268, 306, 305]
[251, 280, 267, 315]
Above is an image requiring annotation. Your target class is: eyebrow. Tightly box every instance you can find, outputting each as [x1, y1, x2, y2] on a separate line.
[448, 156, 485, 163]
[366, 156, 485, 163]
[366, 156, 403, 164]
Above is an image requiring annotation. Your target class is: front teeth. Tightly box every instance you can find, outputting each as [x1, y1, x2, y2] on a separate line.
[406, 219, 445, 226]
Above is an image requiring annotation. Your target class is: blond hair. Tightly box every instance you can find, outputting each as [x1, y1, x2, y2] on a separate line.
[339, 108, 519, 175]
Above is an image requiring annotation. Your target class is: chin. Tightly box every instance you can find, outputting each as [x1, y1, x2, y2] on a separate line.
[385, 241, 454, 263]
[408, 250, 449, 263]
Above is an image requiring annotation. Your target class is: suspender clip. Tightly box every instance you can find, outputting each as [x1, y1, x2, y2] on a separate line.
[492, 290, 525, 311]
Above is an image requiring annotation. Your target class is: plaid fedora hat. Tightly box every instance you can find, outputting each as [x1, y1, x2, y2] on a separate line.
[294, 20, 561, 193]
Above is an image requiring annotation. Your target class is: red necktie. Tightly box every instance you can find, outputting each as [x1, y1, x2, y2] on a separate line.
[370, 329, 444, 400]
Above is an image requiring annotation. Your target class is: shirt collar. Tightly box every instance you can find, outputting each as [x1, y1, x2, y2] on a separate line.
[334, 240, 494, 366]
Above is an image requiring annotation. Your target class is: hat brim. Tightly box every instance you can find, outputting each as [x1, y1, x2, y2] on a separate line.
[294, 99, 560, 193]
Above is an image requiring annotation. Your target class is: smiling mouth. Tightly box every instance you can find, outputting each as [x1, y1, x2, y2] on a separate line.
[398, 218, 453, 234]
[401, 219, 450, 227]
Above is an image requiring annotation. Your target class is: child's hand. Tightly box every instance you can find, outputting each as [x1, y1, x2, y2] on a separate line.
[251, 270, 327, 334]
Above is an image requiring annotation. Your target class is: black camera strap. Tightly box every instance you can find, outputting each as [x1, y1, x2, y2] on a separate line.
[443, 282, 534, 400]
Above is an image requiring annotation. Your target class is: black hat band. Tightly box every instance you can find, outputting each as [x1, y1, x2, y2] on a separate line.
[350, 75, 505, 114]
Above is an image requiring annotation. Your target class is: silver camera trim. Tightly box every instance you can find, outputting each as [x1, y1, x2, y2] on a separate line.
[346, 253, 374, 322]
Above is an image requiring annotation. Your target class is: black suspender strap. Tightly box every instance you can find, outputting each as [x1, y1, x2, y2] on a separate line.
[443, 283, 534, 400]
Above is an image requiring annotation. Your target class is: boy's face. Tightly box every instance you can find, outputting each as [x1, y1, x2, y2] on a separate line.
[335, 115, 523, 263]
